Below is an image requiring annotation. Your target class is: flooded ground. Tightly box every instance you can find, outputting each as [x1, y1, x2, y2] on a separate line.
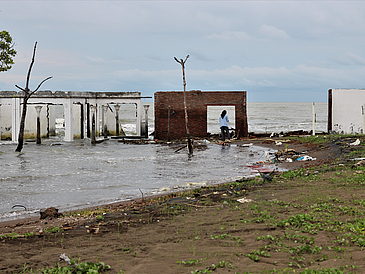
[0, 102, 327, 222]
[0, 138, 275, 221]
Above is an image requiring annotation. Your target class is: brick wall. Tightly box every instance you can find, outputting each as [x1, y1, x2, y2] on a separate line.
[154, 90, 247, 140]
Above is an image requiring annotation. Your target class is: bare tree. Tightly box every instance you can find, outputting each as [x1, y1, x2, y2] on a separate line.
[15, 42, 52, 152]
[174, 55, 193, 154]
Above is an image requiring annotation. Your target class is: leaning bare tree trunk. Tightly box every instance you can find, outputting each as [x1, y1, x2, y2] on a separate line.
[15, 42, 52, 152]
[174, 55, 193, 154]
[15, 96, 29, 152]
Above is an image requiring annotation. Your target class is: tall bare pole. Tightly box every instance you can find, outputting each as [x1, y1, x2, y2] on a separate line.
[174, 55, 193, 154]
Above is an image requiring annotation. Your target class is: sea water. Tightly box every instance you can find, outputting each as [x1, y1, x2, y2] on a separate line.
[123, 102, 328, 135]
[0, 102, 328, 221]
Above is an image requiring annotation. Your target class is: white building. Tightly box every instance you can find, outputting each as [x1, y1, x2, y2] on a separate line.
[0, 90, 151, 141]
[329, 88, 365, 134]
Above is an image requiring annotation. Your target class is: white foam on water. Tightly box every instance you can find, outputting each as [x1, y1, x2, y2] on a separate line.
[0, 210, 40, 221]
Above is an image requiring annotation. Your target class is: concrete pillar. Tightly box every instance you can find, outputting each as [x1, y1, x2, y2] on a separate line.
[35, 106, 42, 144]
[80, 104, 84, 139]
[86, 102, 90, 138]
[144, 105, 150, 138]
[64, 99, 74, 142]
[46, 105, 50, 138]
[136, 101, 142, 136]
[12, 97, 21, 142]
[102, 105, 108, 138]
[114, 104, 120, 136]
[0, 104, 2, 141]
[96, 104, 100, 137]
[48, 104, 57, 136]
[90, 105, 96, 145]
[100, 104, 104, 135]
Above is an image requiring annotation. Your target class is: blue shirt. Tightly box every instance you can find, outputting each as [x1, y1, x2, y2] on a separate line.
[219, 115, 229, 128]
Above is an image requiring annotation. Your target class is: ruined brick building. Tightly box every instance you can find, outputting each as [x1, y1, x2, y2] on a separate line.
[154, 90, 247, 140]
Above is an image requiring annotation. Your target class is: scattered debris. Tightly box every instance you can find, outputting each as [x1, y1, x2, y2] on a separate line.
[264, 151, 276, 163]
[352, 159, 365, 168]
[60, 253, 73, 266]
[87, 227, 100, 234]
[139, 188, 144, 202]
[259, 172, 273, 181]
[95, 138, 109, 144]
[12, 205, 27, 210]
[350, 139, 361, 146]
[237, 197, 253, 203]
[40, 207, 62, 219]
[239, 143, 253, 147]
[50, 143, 63, 146]
[297, 155, 316, 161]
[275, 148, 298, 157]
[175, 145, 187, 153]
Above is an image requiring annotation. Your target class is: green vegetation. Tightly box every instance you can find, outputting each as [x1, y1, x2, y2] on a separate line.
[0, 30, 17, 72]
[18, 256, 111, 273]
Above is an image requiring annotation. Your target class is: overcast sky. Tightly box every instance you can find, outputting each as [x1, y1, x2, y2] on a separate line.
[1, 0, 365, 102]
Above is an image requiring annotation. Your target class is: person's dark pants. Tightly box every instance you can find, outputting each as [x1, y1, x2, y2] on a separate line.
[220, 126, 230, 141]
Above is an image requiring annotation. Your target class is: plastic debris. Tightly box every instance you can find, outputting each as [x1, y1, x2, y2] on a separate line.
[60, 254, 73, 265]
[297, 155, 316, 161]
[265, 151, 275, 162]
[240, 143, 253, 147]
[350, 139, 361, 146]
[286, 158, 293, 162]
[275, 141, 282, 146]
[237, 197, 253, 203]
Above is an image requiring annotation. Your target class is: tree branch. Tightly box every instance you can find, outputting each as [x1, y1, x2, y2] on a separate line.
[25, 42, 37, 90]
[15, 85, 25, 92]
[174, 55, 189, 65]
[32, 76, 53, 94]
